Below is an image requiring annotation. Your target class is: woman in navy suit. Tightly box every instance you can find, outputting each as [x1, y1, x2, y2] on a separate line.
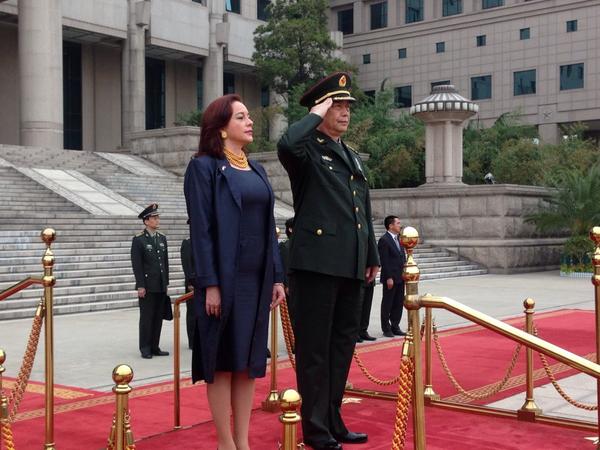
[184, 94, 285, 450]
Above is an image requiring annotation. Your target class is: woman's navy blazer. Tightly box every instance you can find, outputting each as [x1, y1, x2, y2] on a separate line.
[184, 155, 283, 383]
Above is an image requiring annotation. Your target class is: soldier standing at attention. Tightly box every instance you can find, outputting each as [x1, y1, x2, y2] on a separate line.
[277, 72, 380, 450]
[131, 203, 170, 359]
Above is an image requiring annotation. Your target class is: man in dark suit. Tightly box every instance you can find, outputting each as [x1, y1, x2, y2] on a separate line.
[378, 215, 407, 338]
[131, 203, 170, 359]
[278, 217, 295, 330]
[278, 72, 379, 450]
[180, 225, 195, 349]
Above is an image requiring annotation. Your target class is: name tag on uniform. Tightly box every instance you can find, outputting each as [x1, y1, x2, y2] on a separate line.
[146, 244, 153, 250]
[159, 242, 165, 247]
[321, 155, 333, 162]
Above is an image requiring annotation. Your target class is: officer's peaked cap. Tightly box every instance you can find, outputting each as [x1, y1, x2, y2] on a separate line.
[139, 203, 159, 220]
[299, 72, 356, 108]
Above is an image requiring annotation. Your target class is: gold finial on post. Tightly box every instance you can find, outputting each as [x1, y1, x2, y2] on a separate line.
[279, 388, 302, 450]
[111, 365, 134, 450]
[518, 298, 541, 420]
[262, 308, 280, 412]
[41, 228, 56, 450]
[400, 226, 426, 450]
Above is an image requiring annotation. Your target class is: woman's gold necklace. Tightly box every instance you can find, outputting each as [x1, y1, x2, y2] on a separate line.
[224, 147, 249, 169]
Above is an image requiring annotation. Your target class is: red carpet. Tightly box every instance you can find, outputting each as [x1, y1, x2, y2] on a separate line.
[6, 309, 596, 449]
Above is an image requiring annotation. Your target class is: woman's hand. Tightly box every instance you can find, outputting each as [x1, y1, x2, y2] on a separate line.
[271, 283, 286, 309]
[205, 286, 222, 317]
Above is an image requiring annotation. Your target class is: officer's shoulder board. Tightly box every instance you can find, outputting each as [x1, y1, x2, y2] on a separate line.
[135, 231, 144, 238]
[346, 143, 359, 155]
[156, 231, 165, 237]
[316, 137, 326, 144]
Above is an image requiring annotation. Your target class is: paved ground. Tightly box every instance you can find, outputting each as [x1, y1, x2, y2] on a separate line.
[0, 270, 596, 422]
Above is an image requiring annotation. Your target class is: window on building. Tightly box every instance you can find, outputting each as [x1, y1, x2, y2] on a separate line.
[513, 69, 536, 95]
[406, 0, 423, 23]
[63, 41, 83, 150]
[566, 20, 578, 32]
[364, 90, 376, 99]
[226, 0, 240, 14]
[398, 48, 407, 59]
[370, 2, 387, 30]
[520, 28, 530, 40]
[363, 54, 371, 64]
[443, 0, 462, 17]
[431, 80, 450, 90]
[471, 75, 492, 100]
[224, 72, 235, 94]
[257, 0, 270, 20]
[338, 9, 354, 35]
[196, 67, 203, 110]
[476, 35, 486, 47]
[436, 42, 445, 53]
[394, 86, 412, 108]
[560, 63, 584, 90]
[482, 0, 503, 9]
[146, 57, 165, 130]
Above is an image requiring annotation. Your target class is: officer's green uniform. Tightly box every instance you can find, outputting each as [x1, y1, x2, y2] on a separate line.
[277, 72, 379, 449]
[131, 204, 170, 358]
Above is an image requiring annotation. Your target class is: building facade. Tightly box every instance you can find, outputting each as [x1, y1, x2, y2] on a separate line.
[330, 0, 600, 144]
[0, 0, 267, 152]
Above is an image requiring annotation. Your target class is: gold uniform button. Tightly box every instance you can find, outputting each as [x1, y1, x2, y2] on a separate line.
[357, 223, 362, 229]
[350, 175, 354, 181]
[354, 207, 359, 212]
[316, 229, 323, 236]
[353, 190, 356, 196]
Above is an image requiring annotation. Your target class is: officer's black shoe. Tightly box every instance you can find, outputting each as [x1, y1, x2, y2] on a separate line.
[333, 431, 368, 444]
[356, 335, 363, 343]
[141, 353, 153, 359]
[391, 328, 406, 336]
[359, 332, 377, 341]
[382, 330, 394, 338]
[304, 438, 342, 450]
[152, 350, 169, 356]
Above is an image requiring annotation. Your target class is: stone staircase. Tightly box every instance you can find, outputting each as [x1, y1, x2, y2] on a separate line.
[0, 144, 486, 320]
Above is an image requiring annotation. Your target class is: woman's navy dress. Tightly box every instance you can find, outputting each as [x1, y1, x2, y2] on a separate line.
[215, 167, 270, 372]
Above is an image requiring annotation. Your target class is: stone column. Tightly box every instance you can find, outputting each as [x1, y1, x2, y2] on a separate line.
[203, 0, 226, 109]
[122, 0, 149, 146]
[411, 85, 478, 186]
[539, 123, 559, 145]
[18, 0, 63, 149]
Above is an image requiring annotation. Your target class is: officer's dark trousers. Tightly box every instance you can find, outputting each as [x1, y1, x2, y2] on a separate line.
[138, 292, 165, 355]
[290, 270, 363, 445]
[359, 283, 374, 335]
[380, 281, 404, 332]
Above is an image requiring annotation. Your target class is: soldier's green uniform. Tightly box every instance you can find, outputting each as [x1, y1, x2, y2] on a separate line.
[277, 72, 379, 449]
[131, 204, 170, 358]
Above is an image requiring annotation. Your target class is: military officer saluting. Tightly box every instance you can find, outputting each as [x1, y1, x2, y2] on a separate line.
[278, 72, 380, 450]
[131, 203, 170, 359]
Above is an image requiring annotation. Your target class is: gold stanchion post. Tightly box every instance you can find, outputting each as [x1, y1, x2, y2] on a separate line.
[112, 365, 134, 450]
[262, 307, 279, 411]
[279, 389, 302, 450]
[518, 298, 541, 420]
[401, 226, 426, 450]
[590, 226, 600, 449]
[173, 299, 181, 430]
[0, 348, 7, 423]
[41, 228, 56, 450]
[423, 306, 439, 401]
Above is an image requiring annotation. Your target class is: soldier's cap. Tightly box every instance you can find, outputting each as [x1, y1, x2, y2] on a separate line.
[138, 203, 159, 220]
[299, 72, 356, 108]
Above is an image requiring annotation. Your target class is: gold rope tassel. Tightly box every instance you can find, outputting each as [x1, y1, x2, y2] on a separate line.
[106, 414, 117, 450]
[9, 301, 44, 421]
[432, 322, 522, 400]
[533, 324, 598, 411]
[391, 334, 415, 450]
[279, 299, 296, 371]
[124, 412, 136, 450]
[1, 421, 16, 450]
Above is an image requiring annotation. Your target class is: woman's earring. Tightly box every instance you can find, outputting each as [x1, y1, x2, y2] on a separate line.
[220, 130, 228, 139]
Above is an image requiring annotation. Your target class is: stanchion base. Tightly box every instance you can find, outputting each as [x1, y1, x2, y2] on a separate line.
[423, 386, 439, 401]
[261, 391, 280, 412]
[44, 444, 56, 450]
[517, 405, 542, 422]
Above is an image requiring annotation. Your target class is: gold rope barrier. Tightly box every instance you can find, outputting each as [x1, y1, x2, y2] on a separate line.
[432, 320, 522, 400]
[1, 349, 16, 450]
[391, 331, 415, 450]
[107, 365, 135, 450]
[173, 291, 193, 430]
[532, 323, 598, 411]
[518, 298, 541, 419]
[279, 298, 296, 370]
[262, 307, 280, 412]
[590, 226, 600, 447]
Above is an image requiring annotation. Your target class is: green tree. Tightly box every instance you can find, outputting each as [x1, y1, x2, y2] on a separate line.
[253, 0, 353, 120]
